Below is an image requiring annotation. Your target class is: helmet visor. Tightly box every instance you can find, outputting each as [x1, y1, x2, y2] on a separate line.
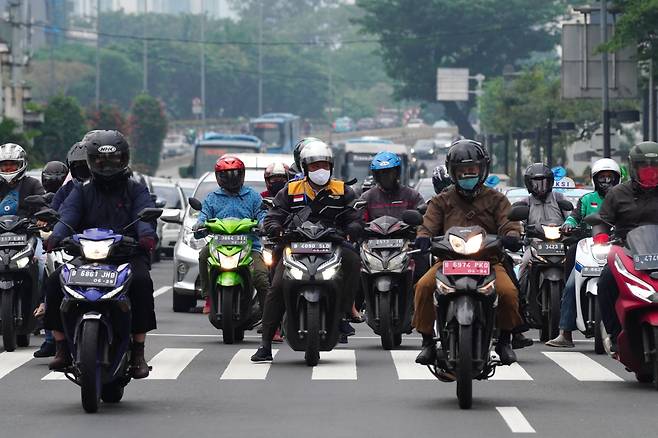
[70, 162, 91, 181]
[216, 169, 245, 192]
[0, 160, 21, 173]
[373, 168, 400, 191]
[529, 177, 551, 197]
[634, 159, 658, 188]
[88, 150, 128, 177]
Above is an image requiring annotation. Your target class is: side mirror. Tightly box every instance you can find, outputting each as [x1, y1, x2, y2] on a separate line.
[262, 197, 274, 209]
[352, 200, 367, 210]
[160, 208, 182, 224]
[417, 203, 428, 215]
[401, 210, 423, 226]
[188, 197, 202, 211]
[35, 208, 60, 223]
[138, 208, 163, 222]
[508, 204, 530, 221]
[25, 195, 48, 208]
[557, 199, 574, 211]
[155, 198, 167, 208]
[584, 213, 603, 227]
[44, 192, 55, 204]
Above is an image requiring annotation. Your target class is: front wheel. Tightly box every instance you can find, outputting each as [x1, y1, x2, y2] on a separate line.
[547, 282, 561, 341]
[221, 288, 235, 344]
[79, 321, 101, 413]
[594, 299, 605, 355]
[456, 325, 473, 410]
[653, 327, 658, 391]
[101, 381, 125, 403]
[305, 301, 320, 367]
[378, 294, 395, 350]
[17, 334, 30, 347]
[1, 292, 16, 352]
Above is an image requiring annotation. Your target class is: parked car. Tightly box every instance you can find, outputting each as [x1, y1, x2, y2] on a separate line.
[333, 117, 354, 133]
[162, 133, 189, 159]
[151, 178, 186, 258]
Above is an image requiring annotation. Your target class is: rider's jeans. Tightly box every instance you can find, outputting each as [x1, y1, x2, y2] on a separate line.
[597, 265, 621, 339]
[559, 270, 577, 331]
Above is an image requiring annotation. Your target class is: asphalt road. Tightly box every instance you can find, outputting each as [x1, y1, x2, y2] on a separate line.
[1, 258, 656, 437]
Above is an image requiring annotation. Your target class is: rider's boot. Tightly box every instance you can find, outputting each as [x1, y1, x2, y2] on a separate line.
[512, 332, 534, 349]
[130, 341, 150, 379]
[251, 325, 275, 362]
[415, 333, 437, 365]
[48, 340, 72, 370]
[495, 331, 517, 365]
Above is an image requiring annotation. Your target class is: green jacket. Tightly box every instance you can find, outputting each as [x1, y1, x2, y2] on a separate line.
[564, 191, 604, 228]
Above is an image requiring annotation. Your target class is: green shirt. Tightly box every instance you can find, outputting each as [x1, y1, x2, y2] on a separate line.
[564, 191, 604, 228]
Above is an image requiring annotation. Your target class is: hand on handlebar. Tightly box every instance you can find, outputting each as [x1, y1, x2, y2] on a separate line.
[414, 236, 431, 253]
[560, 223, 576, 234]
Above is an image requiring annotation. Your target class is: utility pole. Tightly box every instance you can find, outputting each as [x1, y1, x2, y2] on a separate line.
[142, 0, 148, 93]
[650, 59, 656, 141]
[515, 134, 523, 187]
[95, 0, 101, 111]
[200, 0, 206, 134]
[601, 0, 611, 157]
[257, 0, 263, 115]
[546, 118, 554, 167]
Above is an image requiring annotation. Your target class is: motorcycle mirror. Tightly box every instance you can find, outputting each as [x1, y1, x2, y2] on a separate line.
[34, 208, 59, 223]
[138, 208, 163, 222]
[188, 197, 202, 211]
[154, 198, 167, 209]
[401, 210, 423, 226]
[508, 204, 530, 221]
[160, 208, 182, 224]
[557, 199, 574, 211]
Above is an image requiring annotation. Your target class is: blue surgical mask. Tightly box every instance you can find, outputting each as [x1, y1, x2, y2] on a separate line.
[457, 177, 479, 190]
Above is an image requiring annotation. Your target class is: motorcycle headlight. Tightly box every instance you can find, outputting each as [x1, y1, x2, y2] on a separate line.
[436, 279, 456, 295]
[14, 256, 30, 269]
[386, 252, 407, 271]
[477, 280, 496, 295]
[542, 225, 561, 240]
[449, 234, 483, 255]
[591, 244, 611, 263]
[287, 266, 304, 280]
[263, 248, 273, 266]
[218, 251, 241, 270]
[321, 265, 339, 280]
[363, 250, 385, 271]
[80, 239, 114, 260]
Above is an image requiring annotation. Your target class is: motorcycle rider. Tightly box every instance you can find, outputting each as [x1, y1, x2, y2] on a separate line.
[262, 162, 290, 198]
[195, 155, 269, 316]
[596, 141, 658, 353]
[546, 158, 621, 347]
[251, 139, 363, 362]
[43, 130, 157, 379]
[0, 143, 45, 215]
[51, 141, 91, 211]
[432, 164, 451, 194]
[288, 137, 321, 180]
[414, 140, 524, 367]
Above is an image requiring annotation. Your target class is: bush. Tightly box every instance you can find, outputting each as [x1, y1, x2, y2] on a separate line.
[87, 104, 127, 133]
[36, 95, 87, 162]
[128, 94, 167, 175]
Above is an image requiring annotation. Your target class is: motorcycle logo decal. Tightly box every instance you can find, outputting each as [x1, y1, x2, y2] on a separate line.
[98, 145, 117, 153]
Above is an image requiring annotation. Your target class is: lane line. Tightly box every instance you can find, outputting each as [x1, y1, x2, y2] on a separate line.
[312, 350, 357, 380]
[390, 351, 434, 380]
[496, 406, 536, 433]
[220, 349, 279, 380]
[42, 370, 67, 380]
[542, 351, 623, 381]
[0, 349, 36, 379]
[145, 348, 202, 380]
[153, 286, 171, 298]
[489, 362, 533, 381]
[148, 333, 422, 340]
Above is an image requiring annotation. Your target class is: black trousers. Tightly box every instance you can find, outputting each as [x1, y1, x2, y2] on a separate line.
[597, 265, 621, 338]
[260, 245, 360, 344]
[44, 256, 157, 334]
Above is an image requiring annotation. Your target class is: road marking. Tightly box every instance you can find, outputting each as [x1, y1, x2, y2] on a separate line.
[490, 362, 533, 381]
[0, 349, 36, 379]
[148, 333, 422, 340]
[220, 349, 279, 380]
[42, 370, 67, 380]
[145, 348, 202, 380]
[153, 286, 171, 298]
[496, 406, 536, 433]
[312, 350, 357, 380]
[542, 351, 623, 381]
[390, 351, 434, 380]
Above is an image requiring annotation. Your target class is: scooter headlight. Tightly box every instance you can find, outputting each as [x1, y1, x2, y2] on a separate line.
[287, 266, 304, 280]
[362, 250, 384, 271]
[79, 239, 114, 260]
[591, 244, 611, 263]
[218, 251, 241, 270]
[613, 254, 656, 302]
[542, 225, 561, 241]
[449, 234, 483, 255]
[477, 280, 496, 295]
[321, 265, 339, 280]
[14, 256, 30, 269]
[386, 252, 407, 271]
[436, 279, 456, 295]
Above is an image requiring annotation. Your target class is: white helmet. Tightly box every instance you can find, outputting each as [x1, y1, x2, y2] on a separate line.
[0, 143, 28, 185]
[300, 140, 333, 175]
[591, 158, 621, 195]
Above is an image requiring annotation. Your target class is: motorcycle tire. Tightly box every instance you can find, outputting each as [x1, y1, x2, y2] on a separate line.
[378, 294, 395, 350]
[1, 292, 16, 352]
[653, 327, 658, 391]
[221, 288, 235, 344]
[80, 321, 101, 413]
[17, 334, 30, 347]
[456, 324, 473, 410]
[549, 281, 561, 341]
[234, 328, 245, 342]
[305, 301, 320, 367]
[172, 291, 195, 313]
[594, 300, 605, 355]
[394, 333, 402, 347]
[101, 381, 125, 403]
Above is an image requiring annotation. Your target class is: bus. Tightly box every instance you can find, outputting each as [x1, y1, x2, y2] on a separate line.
[333, 139, 411, 186]
[249, 113, 301, 154]
[180, 132, 263, 179]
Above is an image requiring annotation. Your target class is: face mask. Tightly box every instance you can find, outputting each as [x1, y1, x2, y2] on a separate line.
[308, 169, 331, 186]
[376, 171, 399, 192]
[457, 177, 479, 191]
[269, 180, 286, 195]
[637, 166, 658, 189]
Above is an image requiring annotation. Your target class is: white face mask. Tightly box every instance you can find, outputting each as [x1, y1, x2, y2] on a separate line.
[308, 169, 331, 186]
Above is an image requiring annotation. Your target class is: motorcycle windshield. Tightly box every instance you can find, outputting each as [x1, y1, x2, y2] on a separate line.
[626, 225, 658, 256]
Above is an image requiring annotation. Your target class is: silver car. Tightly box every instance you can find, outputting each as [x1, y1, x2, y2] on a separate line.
[151, 178, 187, 258]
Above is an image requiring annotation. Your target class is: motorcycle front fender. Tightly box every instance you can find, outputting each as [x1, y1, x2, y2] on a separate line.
[301, 287, 322, 303]
[448, 295, 475, 326]
[218, 271, 243, 287]
[538, 267, 564, 285]
[637, 312, 658, 327]
[374, 276, 392, 292]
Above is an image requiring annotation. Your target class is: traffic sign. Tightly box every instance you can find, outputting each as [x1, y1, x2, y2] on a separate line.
[436, 68, 469, 101]
[192, 97, 203, 115]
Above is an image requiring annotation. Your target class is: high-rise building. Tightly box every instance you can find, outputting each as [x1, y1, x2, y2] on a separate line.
[71, 0, 234, 18]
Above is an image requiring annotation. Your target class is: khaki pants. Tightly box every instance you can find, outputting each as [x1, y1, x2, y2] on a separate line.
[412, 261, 523, 334]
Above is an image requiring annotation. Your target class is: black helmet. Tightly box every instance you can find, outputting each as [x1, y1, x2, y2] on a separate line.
[524, 163, 554, 200]
[84, 130, 130, 184]
[629, 141, 658, 190]
[432, 165, 451, 194]
[293, 137, 321, 170]
[445, 139, 489, 199]
[41, 161, 68, 193]
[66, 141, 90, 182]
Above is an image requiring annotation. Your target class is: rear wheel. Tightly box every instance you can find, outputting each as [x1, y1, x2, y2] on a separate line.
[101, 381, 125, 403]
[172, 290, 195, 313]
[653, 327, 658, 391]
[394, 333, 402, 347]
[1, 292, 16, 352]
[305, 301, 320, 367]
[16, 334, 30, 347]
[456, 324, 473, 410]
[378, 294, 395, 350]
[221, 288, 235, 344]
[594, 299, 605, 355]
[79, 321, 101, 413]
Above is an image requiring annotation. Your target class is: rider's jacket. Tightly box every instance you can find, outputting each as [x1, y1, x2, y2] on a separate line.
[599, 181, 658, 239]
[517, 191, 569, 227]
[51, 180, 79, 211]
[0, 176, 44, 217]
[418, 186, 521, 238]
[564, 191, 603, 229]
[358, 185, 424, 221]
[197, 185, 265, 251]
[264, 178, 361, 235]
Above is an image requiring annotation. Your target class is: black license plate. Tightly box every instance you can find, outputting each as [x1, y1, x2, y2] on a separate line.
[68, 268, 118, 287]
[0, 233, 26, 246]
[368, 238, 404, 249]
[633, 254, 658, 271]
[290, 242, 332, 254]
[534, 242, 565, 256]
[581, 266, 604, 277]
[215, 234, 248, 246]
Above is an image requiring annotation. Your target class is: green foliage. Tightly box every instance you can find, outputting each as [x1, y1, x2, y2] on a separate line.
[129, 94, 168, 175]
[36, 95, 87, 162]
[87, 104, 128, 133]
[0, 119, 43, 167]
[605, 0, 658, 63]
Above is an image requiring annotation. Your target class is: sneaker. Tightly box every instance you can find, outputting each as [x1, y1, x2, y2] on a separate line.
[415, 341, 437, 365]
[512, 333, 534, 349]
[251, 346, 273, 362]
[272, 328, 284, 343]
[48, 341, 72, 371]
[545, 334, 575, 348]
[130, 342, 150, 379]
[33, 341, 56, 358]
[339, 319, 355, 336]
[202, 297, 211, 314]
[494, 343, 517, 365]
[338, 333, 348, 344]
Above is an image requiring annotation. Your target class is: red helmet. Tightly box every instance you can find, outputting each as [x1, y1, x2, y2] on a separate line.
[215, 155, 245, 193]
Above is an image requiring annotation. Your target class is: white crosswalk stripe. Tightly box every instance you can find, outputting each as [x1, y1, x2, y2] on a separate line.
[220, 349, 279, 380]
[42, 370, 67, 380]
[490, 363, 534, 381]
[145, 348, 203, 380]
[390, 351, 434, 380]
[312, 350, 357, 380]
[0, 349, 36, 380]
[542, 351, 624, 381]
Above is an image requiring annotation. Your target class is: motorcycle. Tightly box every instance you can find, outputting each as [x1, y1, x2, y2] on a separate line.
[360, 210, 423, 349]
[36, 207, 162, 413]
[430, 225, 503, 409]
[188, 198, 261, 344]
[0, 215, 42, 351]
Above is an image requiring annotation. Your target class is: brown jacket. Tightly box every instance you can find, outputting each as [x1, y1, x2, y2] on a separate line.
[417, 186, 522, 238]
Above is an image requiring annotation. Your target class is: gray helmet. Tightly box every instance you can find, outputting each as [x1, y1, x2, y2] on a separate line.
[0, 143, 28, 185]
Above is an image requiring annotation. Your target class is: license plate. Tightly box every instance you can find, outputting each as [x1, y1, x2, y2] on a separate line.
[215, 234, 248, 246]
[581, 266, 603, 277]
[534, 242, 565, 256]
[368, 238, 404, 249]
[442, 260, 490, 276]
[68, 268, 118, 287]
[0, 233, 26, 246]
[290, 242, 332, 254]
[633, 254, 658, 271]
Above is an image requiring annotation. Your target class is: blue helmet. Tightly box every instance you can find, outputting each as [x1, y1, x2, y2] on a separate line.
[370, 151, 402, 171]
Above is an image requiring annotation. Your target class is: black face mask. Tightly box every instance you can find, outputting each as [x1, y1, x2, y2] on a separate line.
[269, 180, 286, 195]
[375, 169, 400, 192]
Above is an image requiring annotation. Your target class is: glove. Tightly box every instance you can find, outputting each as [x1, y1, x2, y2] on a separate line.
[192, 222, 207, 239]
[560, 223, 576, 234]
[267, 224, 284, 237]
[139, 236, 156, 254]
[45, 235, 60, 252]
[501, 235, 523, 252]
[414, 237, 431, 252]
[593, 233, 610, 245]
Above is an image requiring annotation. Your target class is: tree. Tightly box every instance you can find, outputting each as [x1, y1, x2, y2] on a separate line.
[129, 94, 168, 175]
[606, 0, 658, 64]
[355, 0, 571, 137]
[87, 104, 128, 133]
[36, 95, 87, 162]
[0, 118, 43, 167]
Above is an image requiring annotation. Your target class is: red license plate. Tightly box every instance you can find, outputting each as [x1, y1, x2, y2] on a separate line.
[442, 260, 490, 276]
